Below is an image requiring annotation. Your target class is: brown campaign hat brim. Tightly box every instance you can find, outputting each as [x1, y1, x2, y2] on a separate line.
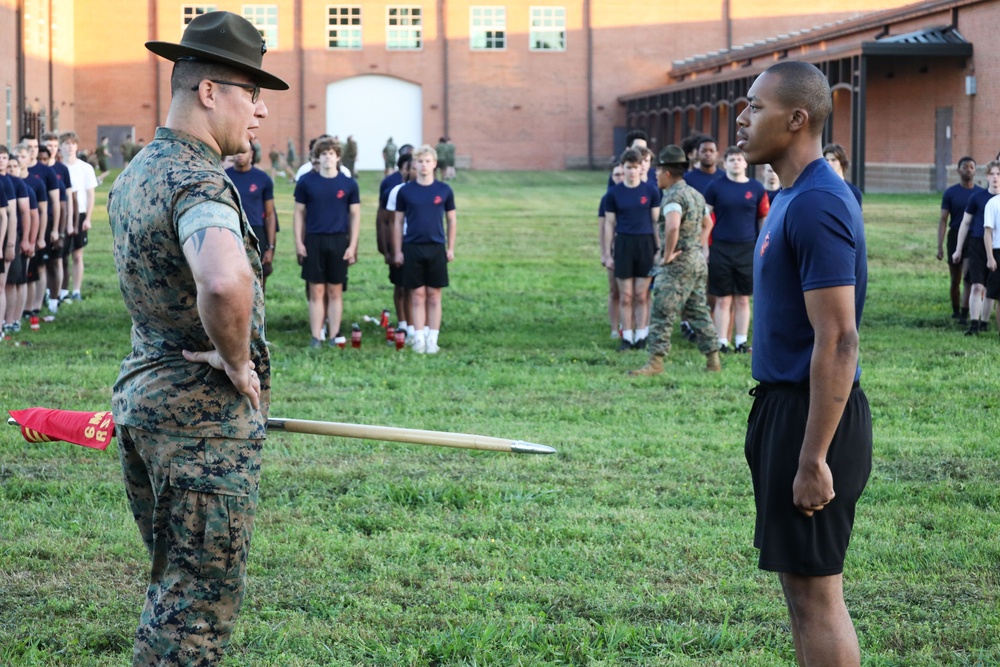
[145, 11, 288, 90]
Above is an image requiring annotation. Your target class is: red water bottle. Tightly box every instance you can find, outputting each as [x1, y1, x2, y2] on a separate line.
[386, 324, 395, 343]
[351, 323, 362, 349]
[380, 309, 390, 328]
[394, 328, 406, 350]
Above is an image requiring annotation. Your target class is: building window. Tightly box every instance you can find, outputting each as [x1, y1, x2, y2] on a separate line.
[327, 6, 362, 49]
[182, 5, 216, 32]
[529, 6, 565, 51]
[387, 6, 422, 50]
[470, 6, 505, 50]
[243, 5, 278, 49]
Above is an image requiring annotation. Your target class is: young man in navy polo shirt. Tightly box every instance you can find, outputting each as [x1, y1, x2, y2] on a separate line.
[602, 147, 661, 351]
[737, 61, 871, 666]
[937, 157, 979, 324]
[293, 137, 360, 347]
[391, 144, 456, 354]
[952, 160, 999, 334]
[227, 147, 277, 292]
[704, 146, 769, 353]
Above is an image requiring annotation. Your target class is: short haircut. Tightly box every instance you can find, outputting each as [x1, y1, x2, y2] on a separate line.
[986, 159, 1000, 174]
[625, 129, 649, 147]
[620, 147, 643, 165]
[762, 61, 832, 134]
[40, 132, 59, 143]
[696, 136, 718, 152]
[170, 59, 245, 97]
[957, 156, 976, 168]
[609, 159, 622, 170]
[823, 143, 849, 170]
[36, 144, 50, 155]
[311, 137, 340, 160]
[397, 153, 412, 170]
[59, 131, 78, 144]
[659, 163, 686, 177]
[19, 133, 36, 143]
[723, 146, 744, 159]
[399, 144, 414, 156]
[414, 144, 438, 160]
[0, 145, 8, 156]
[638, 146, 654, 160]
[13, 143, 29, 155]
[681, 133, 708, 156]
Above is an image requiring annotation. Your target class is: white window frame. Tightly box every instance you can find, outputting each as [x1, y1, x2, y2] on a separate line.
[529, 6, 566, 52]
[243, 5, 279, 50]
[327, 5, 363, 50]
[386, 5, 422, 51]
[470, 6, 506, 51]
[182, 5, 216, 33]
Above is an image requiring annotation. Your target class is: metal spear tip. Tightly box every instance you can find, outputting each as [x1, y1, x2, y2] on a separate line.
[509, 440, 557, 455]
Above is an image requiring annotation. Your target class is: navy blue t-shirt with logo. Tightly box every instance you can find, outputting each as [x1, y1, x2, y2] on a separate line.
[604, 181, 658, 236]
[396, 180, 455, 244]
[226, 165, 274, 229]
[705, 176, 769, 243]
[752, 158, 866, 385]
[294, 170, 359, 234]
[941, 183, 982, 230]
[963, 187, 996, 239]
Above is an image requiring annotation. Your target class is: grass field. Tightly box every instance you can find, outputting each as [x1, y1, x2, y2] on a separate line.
[1, 169, 998, 666]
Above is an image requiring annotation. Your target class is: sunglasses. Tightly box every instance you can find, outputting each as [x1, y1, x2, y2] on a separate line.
[191, 79, 260, 103]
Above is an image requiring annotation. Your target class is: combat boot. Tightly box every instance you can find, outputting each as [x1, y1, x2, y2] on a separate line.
[629, 354, 665, 376]
[705, 350, 721, 372]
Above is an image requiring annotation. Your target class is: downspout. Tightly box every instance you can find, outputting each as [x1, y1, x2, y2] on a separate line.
[48, 0, 54, 129]
[586, 0, 593, 168]
[440, 0, 449, 138]
[296, 0, 305, 160]
[723, 0, 732, 49]
[17, 0, 25, 134]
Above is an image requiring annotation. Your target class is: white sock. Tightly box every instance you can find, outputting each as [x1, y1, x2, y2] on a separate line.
[735, 334, 748, 346]
[637, 327, 649, 340]
[719, 338, 729, 347]
[407, 325, 416, 337]
[423, 326, 430, 338]
[398, 320, 407, 331]
[59, 289, 69, 299]
[428, 329, 439, 345]
[414, 330, 426, 344]
[622, 329, 634, 343]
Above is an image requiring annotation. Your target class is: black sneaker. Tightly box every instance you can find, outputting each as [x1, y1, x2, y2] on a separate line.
[958, 313, 968, 325]
[964, 321, 979, 336]
[680, 321, 696, 342]
[719, 343, 731, 354]
[735, 343, 750, 354]
[634, 338, 647, 350]
[618, 339, 634, 352]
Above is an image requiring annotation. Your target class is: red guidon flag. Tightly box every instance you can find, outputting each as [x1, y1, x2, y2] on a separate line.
[8, 408, 115, 451]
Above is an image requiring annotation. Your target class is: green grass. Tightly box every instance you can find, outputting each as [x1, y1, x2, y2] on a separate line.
[1, 171, 998, 666]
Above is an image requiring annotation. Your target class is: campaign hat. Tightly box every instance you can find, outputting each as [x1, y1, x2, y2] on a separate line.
[146, 11, 289, 90]
[656, 145, 688, 167]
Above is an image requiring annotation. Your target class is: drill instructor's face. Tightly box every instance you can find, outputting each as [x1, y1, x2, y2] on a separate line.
[210, 77, 267, 157]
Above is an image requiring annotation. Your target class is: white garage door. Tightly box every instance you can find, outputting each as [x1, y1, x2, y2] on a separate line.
[326, 75, 423, 172]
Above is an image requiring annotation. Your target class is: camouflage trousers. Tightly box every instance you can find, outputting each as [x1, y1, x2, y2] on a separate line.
[648, 257, 719, 356]
[117, 425, 263, 667]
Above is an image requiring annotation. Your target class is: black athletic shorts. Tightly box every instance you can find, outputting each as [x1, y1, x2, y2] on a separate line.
[708, 239, 754, 296]
[613, 233, 655, 280]
[986, 249, 1000, 299]
[947, 226, 970, 266]
[251, 224, 271, 254]
[745, 382, 872, 576]
[7, 244, 26, 285]
[66, 214, 90, 254]
[25, 255, 42, 283]
[966, 239, 990, 285]
[401, 242, 449, 289]
[301, 233, 348, 285]
[388, 262, 403, 286]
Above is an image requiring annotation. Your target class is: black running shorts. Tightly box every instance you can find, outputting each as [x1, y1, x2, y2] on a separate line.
[745, 382, 872, 576]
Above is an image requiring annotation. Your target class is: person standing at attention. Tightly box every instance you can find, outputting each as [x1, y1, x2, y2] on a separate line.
[107, 12, 287, 664]
[736, 60, 871, 667]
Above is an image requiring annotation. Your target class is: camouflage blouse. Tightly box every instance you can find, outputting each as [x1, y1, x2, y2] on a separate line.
[660, 179, 708, 259]
[108, 127, 269, 439]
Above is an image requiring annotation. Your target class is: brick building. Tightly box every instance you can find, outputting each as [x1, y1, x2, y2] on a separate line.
[3, 0, 996, 189]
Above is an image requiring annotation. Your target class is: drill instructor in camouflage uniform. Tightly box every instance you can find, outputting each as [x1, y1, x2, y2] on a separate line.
[108, 12, 287, 666]
[631, 145, 722, 376]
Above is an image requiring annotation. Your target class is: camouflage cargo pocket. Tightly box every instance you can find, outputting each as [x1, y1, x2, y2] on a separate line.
[168, 458, 253, 580]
